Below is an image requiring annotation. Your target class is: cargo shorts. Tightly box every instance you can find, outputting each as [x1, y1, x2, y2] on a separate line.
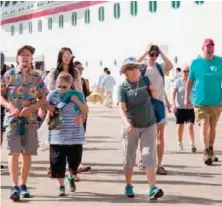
[194, 106, 222, 129]
[5, 124, 39, 155]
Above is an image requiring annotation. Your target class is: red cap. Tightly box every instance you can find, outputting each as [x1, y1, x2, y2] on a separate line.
[203, 38, 215, 46]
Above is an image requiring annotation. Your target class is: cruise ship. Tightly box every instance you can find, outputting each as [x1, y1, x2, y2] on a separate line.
[1, 1, 222, 94]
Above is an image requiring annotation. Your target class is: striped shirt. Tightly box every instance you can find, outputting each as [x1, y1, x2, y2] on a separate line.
[101, 75, 116, 92]
[47, 90, 85, 145]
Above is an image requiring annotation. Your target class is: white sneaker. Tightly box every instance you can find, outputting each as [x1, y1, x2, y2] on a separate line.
[178, 142, 184, 151]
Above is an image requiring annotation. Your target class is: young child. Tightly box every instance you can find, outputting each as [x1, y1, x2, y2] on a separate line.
[48, 78, 85, 130]
[47, 72, 88, 196]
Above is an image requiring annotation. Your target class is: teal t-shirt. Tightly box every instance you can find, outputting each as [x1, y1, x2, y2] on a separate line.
[189, 56, 222, 106]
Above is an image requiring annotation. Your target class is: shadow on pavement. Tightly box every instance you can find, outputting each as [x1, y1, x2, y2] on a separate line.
[27, 192, 222, 205]
[1, 185, 36, 190]
[86, 168, 222, 178]
[80, 178, 222, 186]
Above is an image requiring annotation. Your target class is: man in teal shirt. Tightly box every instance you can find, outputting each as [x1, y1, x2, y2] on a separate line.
[185, 39, 222, 166]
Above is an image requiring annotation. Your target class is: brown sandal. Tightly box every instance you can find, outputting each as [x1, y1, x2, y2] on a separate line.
[156, 166, 167, 175]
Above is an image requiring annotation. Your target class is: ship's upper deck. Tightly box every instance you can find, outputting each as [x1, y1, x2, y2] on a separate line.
[0, 1, 73, 19]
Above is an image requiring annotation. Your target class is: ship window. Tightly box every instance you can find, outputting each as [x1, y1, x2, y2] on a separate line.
[11, 25, 15, 36]
[5, 1, 10, 7]
[19, 23, 23, 35]
[195, 1, 204, 5]
[59, 15, 64, 28]
[48, 17, 53, 30]
[172, 1, 181, 9]
[114, 3, 120, 19]
[149, 1, 157, 13]
[38, 20, 42, 32]
[29, 22, 32, 33]
[72, 12, 77, 26]
[85, 9, 90, 24]
[98, 6, 105, 21]
[12, 1, 17, 5]
[130, 1, 138, 16]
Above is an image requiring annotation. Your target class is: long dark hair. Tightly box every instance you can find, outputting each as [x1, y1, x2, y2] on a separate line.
[54, 47, 76, 82]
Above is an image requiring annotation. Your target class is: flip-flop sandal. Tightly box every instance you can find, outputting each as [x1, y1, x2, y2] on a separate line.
[77, 166, 91, 173]
[156, 166, 167, 175]
[138, 161, 146, 171]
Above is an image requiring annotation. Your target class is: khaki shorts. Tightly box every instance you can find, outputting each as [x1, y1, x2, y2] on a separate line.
[194, 106, 222, 128]
[5, 124, 39, 155]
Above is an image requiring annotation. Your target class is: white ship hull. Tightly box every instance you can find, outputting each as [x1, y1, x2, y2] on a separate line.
[1, 1, 222, 101]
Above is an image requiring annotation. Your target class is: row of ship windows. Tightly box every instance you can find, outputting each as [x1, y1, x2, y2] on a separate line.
[10, 1, 204, 36]
[1, 2, 54, 15]
[1, 1, 53, 7]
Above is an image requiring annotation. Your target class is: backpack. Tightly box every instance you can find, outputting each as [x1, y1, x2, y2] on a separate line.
[141, 63, 165, 123]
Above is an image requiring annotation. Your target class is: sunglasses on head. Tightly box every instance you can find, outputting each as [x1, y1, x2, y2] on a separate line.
[57, 85, 68, 89]
[183, 70, 189, 73]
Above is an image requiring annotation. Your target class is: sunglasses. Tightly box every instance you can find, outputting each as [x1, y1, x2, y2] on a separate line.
[150, 53, 159, 58]
[63, 53, 74, 58]
[57, 85, 68, 89]
[78, 67, 84, 70]
[126, 66, 139, 71]
[183, 70, 189, 73]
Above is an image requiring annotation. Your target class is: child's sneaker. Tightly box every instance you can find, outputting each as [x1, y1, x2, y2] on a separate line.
[58, 185, 65, 196]
[191, 145, 197, 153]
[178, 142, 183, 151]
[149, 186, 164, 200]
[66, 175, 76, 192]
[125, 184, 134, 198]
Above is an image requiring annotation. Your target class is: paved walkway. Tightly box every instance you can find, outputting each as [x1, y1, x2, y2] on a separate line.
[1, 105, 222, 206]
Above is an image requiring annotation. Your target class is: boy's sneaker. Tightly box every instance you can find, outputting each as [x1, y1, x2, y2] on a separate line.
[125, 184, 134, 198]
[10, 186, 20, 202]
[178, 142, 183, 151]
[66, 175, 76, 192]
[20, 185, 31, 198]
[209, 146, 219, 162]
[149, 186, 164, 200]
[191, 145, 197, 153]
[58, 186, 65, 196]
[204, 148, 213, 165]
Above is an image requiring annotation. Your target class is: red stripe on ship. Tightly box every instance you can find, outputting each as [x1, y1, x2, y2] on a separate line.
[1, 1, 108, 25]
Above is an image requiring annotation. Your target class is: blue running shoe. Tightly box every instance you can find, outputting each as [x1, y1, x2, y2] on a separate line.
[20, 185, 31, 198]
[149, 186, 164, 200]
[125, 184, 134, 198]
[66, 175, 76, 192]
[10, 186, 20, 202]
